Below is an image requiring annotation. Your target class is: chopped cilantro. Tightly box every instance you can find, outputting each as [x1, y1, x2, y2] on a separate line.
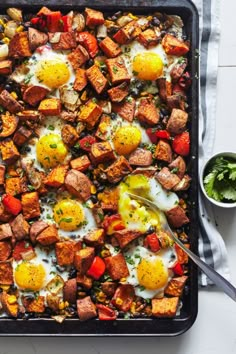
[47, 125, 55, 131]
[50, 144, 57, 149]
[59, 217, 73, 224]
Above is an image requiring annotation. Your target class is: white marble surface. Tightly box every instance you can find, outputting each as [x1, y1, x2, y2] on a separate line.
[1, 1, 236, 353]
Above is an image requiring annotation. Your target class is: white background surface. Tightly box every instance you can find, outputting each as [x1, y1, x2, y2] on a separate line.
[1, 1, 236, 353]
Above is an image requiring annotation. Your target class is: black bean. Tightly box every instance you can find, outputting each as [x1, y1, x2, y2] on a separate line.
[90, 195, 98, 203]
[56, 265, 65, 273]
[97, 185, 105, 193]
[151, 17, 160, 26]
[160, 30, 167, 38]
[68, 268, 77, 279]
[45, 307, 53, 315]
[0, 25, 4, 33]
[52, 258, 57, 265]
[79, 131, 87, 139]
[5, 84, 12, 92]
[110, 112, 117, 120]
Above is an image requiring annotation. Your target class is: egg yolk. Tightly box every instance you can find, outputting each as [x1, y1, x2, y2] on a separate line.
[36, 133, 68, 169]
[53, 199, 85, 231]
[36, 59, 70, 88]
[137, 258, 168, 290]
[113, 126, 142, 155]
[132, 52, 164, 80]
[15, 262, 46, 291]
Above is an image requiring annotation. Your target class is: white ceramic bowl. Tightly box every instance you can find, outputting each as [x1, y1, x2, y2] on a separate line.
[200, 151, 236, 208]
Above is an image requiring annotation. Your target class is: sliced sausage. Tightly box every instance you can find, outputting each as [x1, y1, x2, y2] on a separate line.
[156, 167, 181, 190]
[65, 169, 93, 201]
[129, 148, 153, 166]
[0, 223, 13, 241]
[63, 278, 77, 304]
[29, 220, 49, 244]
[166, 205, 189, 228]
[28, 28, 48, 51]
[0, 242, 12, 261]
[166, 108, 188, 135]
[0, 90, 23, 114]
[23, 86, 49, 107]
[10, 213, 30, 240]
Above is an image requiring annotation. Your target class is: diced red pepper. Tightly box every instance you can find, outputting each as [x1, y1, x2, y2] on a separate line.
[172, 83, 186, 97]
[2, 194, 22, 216]
[12, 241, 34, 261]
[179, 72, 191, 90]
[144, 233, 160, 253]
[96, 304, 117, 320]
[46, 11, 63, 32]
[61, 15, 72, 32]
[30, 17, 40, 25]
[79, 135, 96, 152]
[146, 128, 158, 143]
[111, 284, 135, 312]
[172, 132, 190, 156]
[155, 130, 170, 140]
[172, 262, 184, 275]
[76, 32, 99, 58]
[102, 214, 125, 235]
[87, 256, 106, 280]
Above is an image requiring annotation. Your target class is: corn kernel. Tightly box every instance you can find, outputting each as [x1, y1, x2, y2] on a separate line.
[91, 185, 97, 194]
[130, 302, 136, 314]
[80, 91, 87, 101]
[99, 122, 108, 134]
[8, 295, 17, 304]
[0, 19, 5, 27]
[128, 13, 138, 20]
[105, 20, 114, 27]
[10, 92, 18, 99]
[115, 297, 123, 305]
[64, 301, 69, 308]
[1, 285, 10, 291]
[2, 37, 10, 44]
[147, 16, 153, 21]
[97, 291, 106, 303]
[16, 25, 24, 33]
[59, 301, 65, 310]
[101, 249, 111, 258]
[120, 277, 127, 283]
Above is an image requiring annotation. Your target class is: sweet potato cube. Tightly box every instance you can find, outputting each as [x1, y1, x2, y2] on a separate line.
[138, 28, 160, 48]
[5, 177, 22, 196]
[70, 155, 91, 172]
[99, 37, 122, 58]
[84, 228, 105, 247]
[162, 34, 190, 56]
[0, 292, 18, 317]
[13, 126, 32, 146]
[113, 20, 140, 44]
[55, 241, 75, 266]
[76, 274, 93, 290]
[165, 276, 188, 297]
[157, 78, 172, 101]
[105, 156, 132, 183]
[152, 297, 179, 318]
[136, 98, 160, 126]
[22, 296, 45, 313]
[61, 124, 79, 147]
[21, 192, 41, 220]
[0, 261, 13, 284]
[49, 32, 77, 50]
[105, 254, 129, 280]
[114, 229, 141, 249]
[155, 140, 172, 163]
[156, 167, 180, 190]
[166, 205, 189, 228]
[95, 115, 111, 141]
[175, 244, 190, 264]
[0, 165, 6, 185]
[106, 56, 130, 85]
[44, 165, 69, 188]
[85, 8, 104, 27]
[108, 82, 129, 102]
[9, 32, 32, 58]
[38, 98, 61, 116]
[74, 247, 95, 274]
[90, 141, 115, 165]
[0, 139, 20, 164]
[86, 65, 108, 94]
[63, 278, 77, 304]
[36, 225, 59, 246]
[0, 90, 23, 114]
[112, 97, 135, 122]
[77, 296, 97, 321]
[74, 68, 88, 91]
[68, 45, 89, 70]
[79, 101, 102, 129]
[0, 60, 13, 75]
[0, 224, 13, 241]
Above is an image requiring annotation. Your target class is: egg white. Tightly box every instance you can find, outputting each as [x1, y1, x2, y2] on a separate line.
[123, 245, 176, 298]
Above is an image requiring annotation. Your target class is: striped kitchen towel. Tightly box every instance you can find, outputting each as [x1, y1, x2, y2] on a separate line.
[192, 0, 230, 285]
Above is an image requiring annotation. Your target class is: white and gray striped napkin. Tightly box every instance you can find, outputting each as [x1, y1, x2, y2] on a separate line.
[192, 0, 230, 285]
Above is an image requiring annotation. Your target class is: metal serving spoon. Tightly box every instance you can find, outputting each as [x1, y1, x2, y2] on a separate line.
[127, 192, 236, 302]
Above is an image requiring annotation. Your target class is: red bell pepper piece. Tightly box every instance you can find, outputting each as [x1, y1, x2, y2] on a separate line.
[144, 233, 160, 253]
[46, 11, 63, 32]
[2, 194, 22, 216]
[12, 241, 34, 261]
[172, 262, 184, 275]
[87, 256, 106, 280]
[61, 15, 72, 32]
[76, 32, 99, 58]
[146, 128, 158, 143]
[79, 135, 96, 152]
[96, 304, 117, 320]
[155, 130, 170, 140]
[172, 132, 190, 156]
[102, 214, 125, 235]
[172, 83, 186, 97]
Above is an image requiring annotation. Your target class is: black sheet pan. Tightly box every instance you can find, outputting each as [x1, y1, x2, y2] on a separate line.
[0, 0, 199, 336]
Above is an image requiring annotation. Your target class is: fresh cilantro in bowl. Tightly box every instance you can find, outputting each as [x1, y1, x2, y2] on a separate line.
[203, 156, 236, 202]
